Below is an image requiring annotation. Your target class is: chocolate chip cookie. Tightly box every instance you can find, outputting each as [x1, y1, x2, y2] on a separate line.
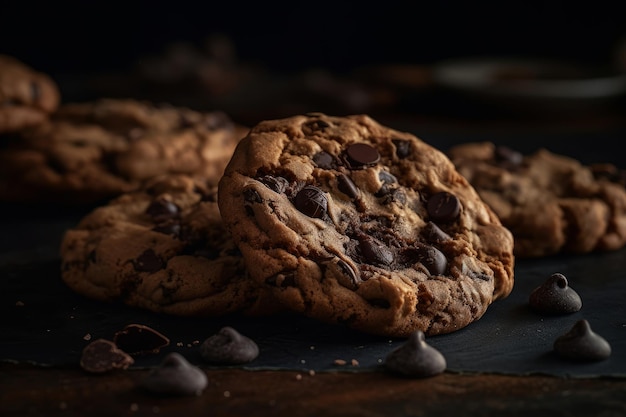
[448, 142, 626, 258]
[0, 54, 60, 133]
[218, 113, 514, 337]
[0, 98, 248, 204]
[60, 174, 277, 317]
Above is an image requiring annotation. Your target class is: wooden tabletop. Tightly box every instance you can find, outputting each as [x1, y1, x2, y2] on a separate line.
[2, 362, 626, 417]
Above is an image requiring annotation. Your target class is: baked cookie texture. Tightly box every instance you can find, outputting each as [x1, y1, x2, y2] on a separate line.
[0, 98, 248, 204]
[448, 142, 626, 258]
[218, 113, 514, 337]
[0, 54, 60, 133]
[60, 174, 278, 317]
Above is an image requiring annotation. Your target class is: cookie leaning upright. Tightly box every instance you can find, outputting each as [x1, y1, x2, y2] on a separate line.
[0, 98, 248, 204]
[0, 55, 60, 133]
[218, 113, 514, 337]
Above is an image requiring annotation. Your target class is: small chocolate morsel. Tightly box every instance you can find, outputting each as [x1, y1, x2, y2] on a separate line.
[345, 143, 380, 168]
[313, 151, 336, 169]
[140, 353, 208, 396]
[494, 145, 523, 167]
[427, 192, 460, 223]
[152, 220, 181, 237]
[260, 175, 289, 194]
[145, 198, 179, 223]
[554, 319, 611, 362]
[337, 174, 359, 199]
[133, 249, 164, 272]
[529, 273, 582, 314]
[392, 139, 411, 159]
[200, 326, 259, 365]
[358, 235, 394, 266]
[113, 324, 170, 355]
[80, 339, 134, 373]
[413, 243, 447, 275]
[421, 222, 451, 242]
[294, 185, 328, 218]
[384, 330, 446, 378]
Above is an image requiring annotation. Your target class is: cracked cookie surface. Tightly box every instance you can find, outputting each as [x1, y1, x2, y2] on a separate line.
[448, 142, 626, 258]
[218, 113, 514, 337]
[0, 98, 248, 204]
[60, 174, 277, 317]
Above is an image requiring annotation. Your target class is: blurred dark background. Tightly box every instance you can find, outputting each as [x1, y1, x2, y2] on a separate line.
[2, 0, 625, 76]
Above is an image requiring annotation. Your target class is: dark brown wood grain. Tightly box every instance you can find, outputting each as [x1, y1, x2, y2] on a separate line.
[1, 363, 625, 417]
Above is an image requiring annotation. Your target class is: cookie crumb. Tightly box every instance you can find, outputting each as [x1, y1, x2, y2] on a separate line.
[308, 370, 316, 376]
[223, 391, 231, 398]
[15, 301, 24, 307]
[83, 333, 92, 341]
[333, 359, 347, 366]
[351, 359, 359, 366]
[130, 403, 139, 412]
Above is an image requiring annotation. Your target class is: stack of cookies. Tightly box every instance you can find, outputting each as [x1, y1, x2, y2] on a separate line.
[3, 54, 625, 338]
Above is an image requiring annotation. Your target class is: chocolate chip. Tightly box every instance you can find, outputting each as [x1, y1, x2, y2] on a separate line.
[140, 353, 208, 396]
[337, 174, 359, 199]
[379, 170, 397, 184]
[200, 326, 259, 365]
[133, 249, 164, 272]
[331, 259, 361, 290]
[113, 324, 170, 355]
[294, 185, 328, 218]
[146, 198, 179, 223]
[359, 235, 394, 266]
[421, 222, 451, 242]
[260, 175, 289, 193]
[243, 188, 263, 204]
[427, 192, 460, 223]
[313, 151, 336, 169]
[152, 220, 181, 237]
[413, 243, 447, 275]
[494, 145, 523, 167]
[80, 339, 134, 373]
[384, 330, 446, 378]
[529, 273, 582, 314]
[553, 319, 611, 362]
[392, 139, 411, 159]
[345, 143, 380, 168]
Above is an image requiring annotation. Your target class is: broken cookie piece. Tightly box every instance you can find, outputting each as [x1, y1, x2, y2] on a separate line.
[80, 338, 134, 373]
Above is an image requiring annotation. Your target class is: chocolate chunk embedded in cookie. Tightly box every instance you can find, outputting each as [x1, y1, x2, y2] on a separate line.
[60, 174, 277, 317]
[448, 142, 626, 258]
[218, 113, 514, 337]
[0, 55, 60, 133]
[0, 98, 248, 204]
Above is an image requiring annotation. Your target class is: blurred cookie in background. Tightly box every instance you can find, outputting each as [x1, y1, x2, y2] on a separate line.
[0, 98, 248, 205]
[0, 54, 61, 133]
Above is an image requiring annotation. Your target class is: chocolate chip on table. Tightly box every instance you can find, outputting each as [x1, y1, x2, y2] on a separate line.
[553, 319, 611, 362]
[384, 330, 446, 378]
[529, 273, 582, 314]
[80, 339, 134, 373]
[139, 352, 208, 396]
[294, 185, 328, 218]
[345, 143, 380, 168]
[200, 326, 259, 365]
[113, 324, 170, 355]
[427, 192, 460, 223]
